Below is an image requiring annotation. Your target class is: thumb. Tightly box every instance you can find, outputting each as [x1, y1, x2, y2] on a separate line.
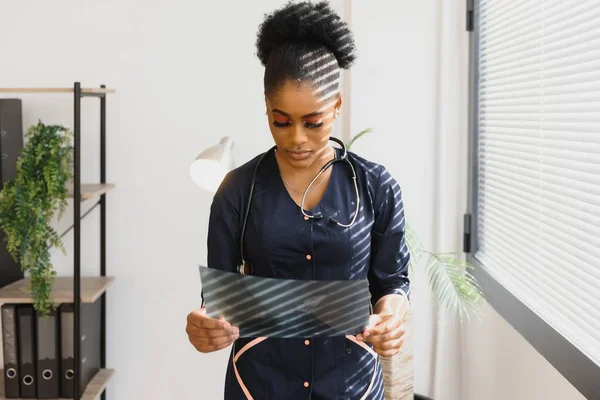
[356, 314, 383, 341]
[365, 314, 383, 331]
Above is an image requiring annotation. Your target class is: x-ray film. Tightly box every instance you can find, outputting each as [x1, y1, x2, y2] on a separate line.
[199, 266, 371, 338]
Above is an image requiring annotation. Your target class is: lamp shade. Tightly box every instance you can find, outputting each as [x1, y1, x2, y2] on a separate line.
[189, 136, 235, 192]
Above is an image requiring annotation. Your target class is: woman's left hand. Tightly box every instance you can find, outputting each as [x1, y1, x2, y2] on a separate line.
[356, 294, 408, 357]
[356, 313, 405, 357]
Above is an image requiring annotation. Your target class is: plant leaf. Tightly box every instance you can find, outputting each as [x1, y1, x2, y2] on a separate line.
[425, 252, 485, 321]
[346, 128, 373, 150]
[0, 121, 72, 315]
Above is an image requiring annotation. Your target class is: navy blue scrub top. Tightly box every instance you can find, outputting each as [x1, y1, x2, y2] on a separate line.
[206, 146, 410, 400]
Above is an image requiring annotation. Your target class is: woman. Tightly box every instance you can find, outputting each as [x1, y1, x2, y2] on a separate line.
[186, 2, 410, 399]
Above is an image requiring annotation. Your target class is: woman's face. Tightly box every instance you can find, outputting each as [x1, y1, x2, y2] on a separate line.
[265, 79, 341, 170]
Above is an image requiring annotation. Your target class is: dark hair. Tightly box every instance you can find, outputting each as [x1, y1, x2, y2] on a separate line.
[256, 1, 357, 100]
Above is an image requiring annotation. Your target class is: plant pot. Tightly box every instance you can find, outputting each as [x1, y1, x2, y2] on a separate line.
[381, 308, 415, 399]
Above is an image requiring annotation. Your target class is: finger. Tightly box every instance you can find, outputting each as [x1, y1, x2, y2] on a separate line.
[373, 337, 405, 356]
[188, 309, 231, 330]
[366, 324, 405, 344]
[368, 315, 401, 335]
[358, 315, 396, 340]
[192, 337, 236, 353]
[355, 315, 383, 341]
[210, 339, 236, 352]
[191, 333, 238, 348]
[187, 324, 239, 338]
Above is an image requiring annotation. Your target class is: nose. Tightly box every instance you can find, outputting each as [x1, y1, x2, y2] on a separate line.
[289, 124, 308, 147]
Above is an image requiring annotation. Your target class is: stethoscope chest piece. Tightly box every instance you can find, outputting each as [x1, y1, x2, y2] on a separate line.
[237, 261, 253, 275]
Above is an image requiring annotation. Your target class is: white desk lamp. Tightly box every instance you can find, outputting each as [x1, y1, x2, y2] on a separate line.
[189, 136, 235, 192]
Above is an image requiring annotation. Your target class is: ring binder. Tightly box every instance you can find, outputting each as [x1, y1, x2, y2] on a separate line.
[17, 305, 36, 398]
[2, 304, 20, 398]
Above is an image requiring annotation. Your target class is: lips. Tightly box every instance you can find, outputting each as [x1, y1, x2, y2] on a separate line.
[286, 149, 311, 161]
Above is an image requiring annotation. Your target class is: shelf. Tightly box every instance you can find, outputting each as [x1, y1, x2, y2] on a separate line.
[66, 183, 115, 201]
[0, 368, 114, 400]
[80, 369, 114, 400]
[0, 88, 115, 94]
[0, 277, 115, 305]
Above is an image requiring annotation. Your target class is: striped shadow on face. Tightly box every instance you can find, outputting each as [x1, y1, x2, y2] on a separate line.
[199, 266, 371, 338]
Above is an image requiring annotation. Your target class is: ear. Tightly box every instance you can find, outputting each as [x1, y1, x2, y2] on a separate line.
[264, 95, 270, 115]
[334, 93, 343, 118]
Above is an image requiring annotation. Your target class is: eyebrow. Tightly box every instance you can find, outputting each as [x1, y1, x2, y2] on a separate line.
[272, 108, 325, 119]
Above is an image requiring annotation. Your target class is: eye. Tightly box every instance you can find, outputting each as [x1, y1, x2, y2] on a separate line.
[305, 121, 323, 129]
[273, 120, 291, 128]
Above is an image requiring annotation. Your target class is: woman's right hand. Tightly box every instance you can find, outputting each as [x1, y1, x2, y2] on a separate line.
[186, 308, 239, 353]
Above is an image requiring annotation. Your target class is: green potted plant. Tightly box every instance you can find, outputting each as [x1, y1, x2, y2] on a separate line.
[0, 121, 73, 315]
[347, 128, 485, 400]
[347, 128, 484, 317]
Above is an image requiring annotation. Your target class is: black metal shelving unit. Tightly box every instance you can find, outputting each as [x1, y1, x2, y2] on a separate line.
[73, 81, 111, 400]
[0, 82, 116, 400]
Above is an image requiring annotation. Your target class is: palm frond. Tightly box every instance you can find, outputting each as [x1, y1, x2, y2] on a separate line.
[346, 128, 373, 150]
[345, 126, 486, 321]
[424, 252, 485, 322]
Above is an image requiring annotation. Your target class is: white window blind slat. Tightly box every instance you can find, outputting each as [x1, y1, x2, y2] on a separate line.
[478, 234, 600, 338]
[482, 57, 600, 87]
[481, 3, 599, 57]
[479, 0, 538, 20]
[481, 133, 600, 151]
[480, 71, 600, 95]
[479, 176, 600, 236]
[481, 158, 600, 196]
[482, 151, 600, 186]
[478, 208, 600, 293]
[481, 102, 600, 115]
[482, 50, 600, 82]
[478, 232, 600, 352]
[480, 0, 561, 37]
[478, 213, 600, 313]
[479, 199, 600, 272]
[479, 188, 600, 248]
[481, 92, 600, 106]
[480, 139, 600, 173]
[481, 33, 600, 73]
[482, 110, 600, 122]
[479, 190, 600, 265]
[480, 81, 600, 100]
[480, 169, 600, 220]
[480, 132, 598, 149]
[481, 140, 600, 172]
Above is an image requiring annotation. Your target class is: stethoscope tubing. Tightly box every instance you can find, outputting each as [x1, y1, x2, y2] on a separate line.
[238, 137, 359, 273]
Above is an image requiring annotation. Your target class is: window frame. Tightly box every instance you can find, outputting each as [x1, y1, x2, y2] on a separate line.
[466, 1, 600, 398]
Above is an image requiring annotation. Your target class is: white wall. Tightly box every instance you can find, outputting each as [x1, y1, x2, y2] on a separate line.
[0, 1, 589, 399]
[462, 304, 586, 400]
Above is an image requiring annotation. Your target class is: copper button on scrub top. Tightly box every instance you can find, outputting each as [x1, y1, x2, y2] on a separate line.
[304, 340, 310, 345]
[306, 254, 312, 260]
[304, 382, 310, 388]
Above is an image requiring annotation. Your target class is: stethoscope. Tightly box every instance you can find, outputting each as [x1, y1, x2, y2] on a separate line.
[237, 136, 360, 275]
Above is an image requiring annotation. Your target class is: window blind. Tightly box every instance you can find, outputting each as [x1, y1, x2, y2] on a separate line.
[475, 0, 600, 367]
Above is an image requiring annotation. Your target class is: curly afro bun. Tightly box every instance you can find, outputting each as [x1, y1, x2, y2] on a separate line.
[256, 1, 356, 69]
[256, 1, 357, 96]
